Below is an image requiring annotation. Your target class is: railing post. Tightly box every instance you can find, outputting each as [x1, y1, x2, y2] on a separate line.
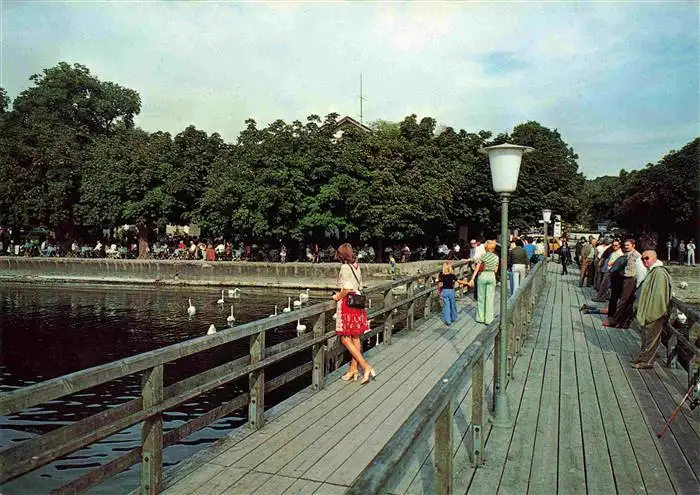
[493, 332, 501, 409]
[406, 281, 415, 331]
[248, 330, 265, 430]
[312, 312, 327, 391]
[383, 288, 394, 345]
[435, 399, 454, 495]
[507, 315, 514, 378]
[140, 364, 163, 495]
[424, 277, 435, 315]
[470, 354, 484, 467]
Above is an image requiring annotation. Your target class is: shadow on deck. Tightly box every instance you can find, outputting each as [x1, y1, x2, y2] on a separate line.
[161, 265, 699, 494]
[162, 296, 487, 495]
[465, 267, 699, 495]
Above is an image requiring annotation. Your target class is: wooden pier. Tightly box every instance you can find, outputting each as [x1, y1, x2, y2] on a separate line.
[162, 267, 699, 495]
[2, 262, 697, 494]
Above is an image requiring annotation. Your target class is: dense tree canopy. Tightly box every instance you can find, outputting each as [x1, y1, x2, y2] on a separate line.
[0, 63, 140, 235]
[2, 61, 694, 258]
[585, 139, 699, 239]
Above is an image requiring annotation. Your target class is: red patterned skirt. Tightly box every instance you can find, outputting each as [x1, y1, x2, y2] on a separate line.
[335, 294, 369, 337]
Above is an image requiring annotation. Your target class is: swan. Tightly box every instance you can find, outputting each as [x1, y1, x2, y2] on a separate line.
[216, 290, 225, 305]
[269, 305, 278, 318]
[296, 319, 307, 333]
[228, 288, 241, 298]
[282, 296, 292, 313]
[293, 297, 302, 309]
[207, 324, 217, 335]
[187, 299, 196, 317]
[299, 288, 310, 302]
[227, 306, 235, 325]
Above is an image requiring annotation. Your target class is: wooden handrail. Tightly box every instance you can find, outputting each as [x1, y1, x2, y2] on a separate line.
[347, 260, 547, 494]
[0, 261, 466, 417]
[0, 260, 467, 493]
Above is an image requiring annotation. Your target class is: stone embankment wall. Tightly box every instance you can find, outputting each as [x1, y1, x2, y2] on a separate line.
[0, 257, 447, 289]
[666, 265, 700, 304]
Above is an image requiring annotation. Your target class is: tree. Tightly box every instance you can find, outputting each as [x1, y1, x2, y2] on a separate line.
[0, 87, 8, 114]
[171, 125, 225, 224]
[616, 138, 699, 237]
[79, 129, 178, 258]
[490, 121, 587, 232]
[0, 63, 141, 237]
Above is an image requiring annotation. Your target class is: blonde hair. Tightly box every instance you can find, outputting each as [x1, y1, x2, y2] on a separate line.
[485, 240, 497, 252]
[442, 261, 454, 275]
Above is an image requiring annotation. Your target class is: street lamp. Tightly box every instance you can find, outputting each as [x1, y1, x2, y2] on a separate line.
[542, 209, 552, 258]
[480, 142, 533, 427]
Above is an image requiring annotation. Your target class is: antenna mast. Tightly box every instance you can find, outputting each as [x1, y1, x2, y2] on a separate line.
[359, 73, 366, 125]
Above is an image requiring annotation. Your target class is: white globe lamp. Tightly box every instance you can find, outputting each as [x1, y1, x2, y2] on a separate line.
[479, 142, 533, 428]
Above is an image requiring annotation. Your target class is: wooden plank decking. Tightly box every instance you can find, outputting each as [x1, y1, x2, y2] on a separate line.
[465, 266, 699, 495]
[162, 264, 699, 494]
[162, 294, 489, 495]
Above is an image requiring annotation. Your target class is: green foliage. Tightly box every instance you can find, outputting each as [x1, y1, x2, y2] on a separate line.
[586, 138, 699, 238]
[14, 61, 693, 249]
[492, 121, 587, 231]
[0, 62, 141, 231]
[79, 128, 179, 230]
[0, 87, 8, 113]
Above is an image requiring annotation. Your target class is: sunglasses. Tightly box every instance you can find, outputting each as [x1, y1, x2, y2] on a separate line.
[642, 256, 650, 261]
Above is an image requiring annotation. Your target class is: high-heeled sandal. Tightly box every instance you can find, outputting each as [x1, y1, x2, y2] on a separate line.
[361, 367, 376, 385]
[341, 370, 359, 382]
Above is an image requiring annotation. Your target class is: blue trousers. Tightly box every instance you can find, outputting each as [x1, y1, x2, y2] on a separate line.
[442, 289, 458, 324]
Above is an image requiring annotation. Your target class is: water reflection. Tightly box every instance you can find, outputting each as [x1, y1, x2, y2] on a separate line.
[0, 282, 323, 494]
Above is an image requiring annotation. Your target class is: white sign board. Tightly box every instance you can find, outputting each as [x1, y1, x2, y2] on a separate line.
[553, 221, 562, 237]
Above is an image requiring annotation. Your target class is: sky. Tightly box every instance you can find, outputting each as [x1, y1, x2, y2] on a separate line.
[1, 1, 698, 178]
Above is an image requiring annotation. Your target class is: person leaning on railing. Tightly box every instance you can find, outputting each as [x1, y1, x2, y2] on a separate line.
[332, 243, 376, 385]
[467, 240, 499, 325]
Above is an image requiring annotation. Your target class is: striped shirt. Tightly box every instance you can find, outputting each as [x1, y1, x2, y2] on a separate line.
[477, 252, 499, 271]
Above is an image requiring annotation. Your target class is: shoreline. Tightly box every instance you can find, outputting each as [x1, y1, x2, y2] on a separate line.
[0, 257, 445, 290]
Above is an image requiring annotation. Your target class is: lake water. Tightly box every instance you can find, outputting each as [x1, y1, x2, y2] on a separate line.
[0, 282, 332, 494]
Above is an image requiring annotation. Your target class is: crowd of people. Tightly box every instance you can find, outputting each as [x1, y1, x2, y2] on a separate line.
[575, 235, 681, 369]
[0, 232, 525, 264]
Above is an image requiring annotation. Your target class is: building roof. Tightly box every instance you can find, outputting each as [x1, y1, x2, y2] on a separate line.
[334, 115, 372, 133]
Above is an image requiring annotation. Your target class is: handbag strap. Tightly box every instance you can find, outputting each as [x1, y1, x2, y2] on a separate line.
[347, 263, 362, 291]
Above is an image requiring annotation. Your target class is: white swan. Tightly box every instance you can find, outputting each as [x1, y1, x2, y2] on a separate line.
[269, 305, 278, 318]
[187, 299, 196, 317]
[216, 290, 225, 305]
[207, 324, 217, 335]
[299, 288, 310, 303]
[296, 319, 307, 333]
[282, 296, 292, 313]
[293, 297, 302, 309]
[228, 288, 241, 298]
[227, 306, 235, 325]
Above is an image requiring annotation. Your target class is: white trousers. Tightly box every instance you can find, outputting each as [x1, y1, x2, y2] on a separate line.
[512, 264, 527, 293]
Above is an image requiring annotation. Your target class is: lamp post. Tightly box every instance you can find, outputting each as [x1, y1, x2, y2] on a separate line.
[542, 209, 552, 258]
[480, 143, 533, 427]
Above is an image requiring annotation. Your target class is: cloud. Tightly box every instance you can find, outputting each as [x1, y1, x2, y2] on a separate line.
[2, 1, 697, 178]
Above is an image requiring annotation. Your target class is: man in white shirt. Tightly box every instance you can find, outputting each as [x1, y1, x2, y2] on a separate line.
[687, 240, 696, 265]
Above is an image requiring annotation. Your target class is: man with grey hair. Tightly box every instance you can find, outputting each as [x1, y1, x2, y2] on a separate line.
[631, 250, 672, 369]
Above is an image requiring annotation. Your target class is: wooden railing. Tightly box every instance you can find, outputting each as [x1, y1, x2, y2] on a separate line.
[346, 260, 548, 495]
[665, 297, 700, 388]
[0, 261, 468, 494]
